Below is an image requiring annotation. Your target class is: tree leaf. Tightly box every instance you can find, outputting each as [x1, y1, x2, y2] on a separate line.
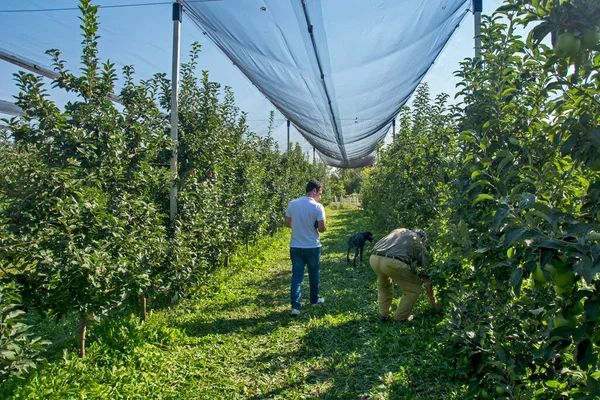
[458, 131, 477, 143]
[560, 134, 578, 156]
[574, 339, 596, 371]
[544, 81, 564, 92]
[497, 154, 515, 176]
[502, 87, 518, 97]
[473, 194, 495, 205]
[494, 206, 511, 231]
[538, 239, 563, 250]
[518, 193, 536, 210]
[496, 4, 520, 13]
[586, 375, 600, 396]
[574, 258, 600, 284]
[590, 129, 600, 147]
[503, 227, 526, 248]
[469, 179, 494, 190]
[510, 267, 523, 288]
[529, 307, 545, 315]
[529, 22, 552, 44]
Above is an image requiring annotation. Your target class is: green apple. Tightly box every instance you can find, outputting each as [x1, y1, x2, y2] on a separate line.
[495, 385, 506, 395]
[533, 264, 549, 283]
[550, 255, 568, 268]
[581, 26, 600, 50]
[507, 247, 515, 259]
[545, 263, 556, 277]
[554, 32, 581, 57]
[553, 314, 576, 328]
[554, 284, 572, 297]
[552, 268, 574, 287]
[589, 232, 600, 240]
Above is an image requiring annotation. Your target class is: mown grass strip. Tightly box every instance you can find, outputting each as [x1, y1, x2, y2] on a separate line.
[1, 207, 467, 399]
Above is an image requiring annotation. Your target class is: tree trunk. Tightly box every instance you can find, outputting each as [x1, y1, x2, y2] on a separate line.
[77, 311, 87, 358]
[224, 255, 229, 268]
[140, 294, 147, 322]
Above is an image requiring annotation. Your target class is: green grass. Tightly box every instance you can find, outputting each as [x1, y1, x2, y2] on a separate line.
[1, 208, 467, 399]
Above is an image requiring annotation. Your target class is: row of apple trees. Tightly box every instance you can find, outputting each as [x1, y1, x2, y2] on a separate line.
[0, 0, 328, 380]
[363, 0, 600, 398]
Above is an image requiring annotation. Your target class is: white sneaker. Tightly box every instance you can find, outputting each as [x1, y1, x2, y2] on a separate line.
[290, 309, 300, 316]
[312, 297, 325, 306]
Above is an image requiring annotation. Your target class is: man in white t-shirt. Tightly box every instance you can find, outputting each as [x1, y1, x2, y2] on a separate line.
[284, 179, 327, 316]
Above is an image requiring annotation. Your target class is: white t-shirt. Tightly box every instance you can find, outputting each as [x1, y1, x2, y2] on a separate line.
[285, 196, 326, 248]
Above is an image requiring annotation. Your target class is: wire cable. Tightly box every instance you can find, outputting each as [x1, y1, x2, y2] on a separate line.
[0, 2, 171, 13]
[0, 0, 221, 13]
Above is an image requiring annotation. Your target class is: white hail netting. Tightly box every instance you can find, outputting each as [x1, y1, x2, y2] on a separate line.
[183, 0, 470, 167]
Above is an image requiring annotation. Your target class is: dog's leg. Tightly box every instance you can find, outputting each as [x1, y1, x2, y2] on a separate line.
[347, 246, 351, 263]
[359, 245, 364, 262]
[353, 247, 359, 267]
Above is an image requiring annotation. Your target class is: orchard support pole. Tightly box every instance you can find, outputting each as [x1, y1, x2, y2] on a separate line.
[0, 99, 23, 116]
[140, 294, 147, 322]
[170, 1, 182, 222]
[165, 1, 182, 308]
[313, 147, 316, 165]
[287, 120, 291, 152]
[473, 0, 483, 59]
[0, 47, 122, 105]
[77, 312, 87, 358]
[392, 119, 396, 141]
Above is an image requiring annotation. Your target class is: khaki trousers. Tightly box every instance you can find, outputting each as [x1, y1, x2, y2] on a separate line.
[369, 254, 422, 321]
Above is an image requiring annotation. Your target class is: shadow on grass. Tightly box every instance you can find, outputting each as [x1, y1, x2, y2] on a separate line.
[241, 315, 455, 399]
[173, 267, 293, 337]
[176, 309, 296, 338]
[205, 269, 291, 313]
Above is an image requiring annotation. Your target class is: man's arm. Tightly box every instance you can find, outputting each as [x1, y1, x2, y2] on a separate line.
[285, 216, 292, 228]
[422, 275, 440, 312]
[317, 219, 326, 233]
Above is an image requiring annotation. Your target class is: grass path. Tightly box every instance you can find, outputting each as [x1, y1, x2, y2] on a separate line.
[2, 208, 466, 399]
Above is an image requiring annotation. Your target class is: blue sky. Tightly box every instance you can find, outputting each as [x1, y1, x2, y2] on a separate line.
[0, 0, 505, 157]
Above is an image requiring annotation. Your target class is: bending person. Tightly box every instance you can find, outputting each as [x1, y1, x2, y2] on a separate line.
[369, 228, 440, 322]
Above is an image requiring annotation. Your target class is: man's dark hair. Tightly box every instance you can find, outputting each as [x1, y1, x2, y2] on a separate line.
[306, 179, 323, 193]
[413, 229, 427, 242]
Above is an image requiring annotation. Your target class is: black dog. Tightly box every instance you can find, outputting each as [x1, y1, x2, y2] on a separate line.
[347, 231, 374, 267]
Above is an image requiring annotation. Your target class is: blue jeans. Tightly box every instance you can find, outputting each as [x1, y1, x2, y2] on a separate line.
[290, 247, 321, 310]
